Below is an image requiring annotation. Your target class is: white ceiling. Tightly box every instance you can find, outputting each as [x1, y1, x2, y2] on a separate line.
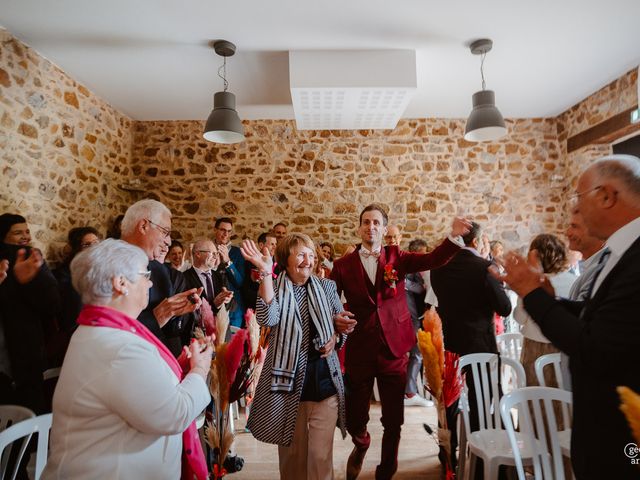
[1, 0, 639, 122]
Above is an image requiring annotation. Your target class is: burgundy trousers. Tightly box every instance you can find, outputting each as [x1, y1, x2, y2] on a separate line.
[345, 337, 408, 480]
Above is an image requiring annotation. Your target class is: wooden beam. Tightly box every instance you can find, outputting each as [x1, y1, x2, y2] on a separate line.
[567, 106, 640, 153]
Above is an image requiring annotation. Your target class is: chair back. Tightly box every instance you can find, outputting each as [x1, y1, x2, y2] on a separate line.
[496, 332, 523, 361]
[500, 386, 572, 480]
[458, 353, 525, 436]
[0, 406, 35, 480]
[534, 353, 564, 389]
[534, 353, 572, 424]
[0, 414, 52, 480]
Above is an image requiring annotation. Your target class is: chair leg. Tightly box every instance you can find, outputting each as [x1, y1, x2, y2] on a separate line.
[485, 457, 499, 480]
[467, 452, 477, 480]
[458, 423, 467, 480]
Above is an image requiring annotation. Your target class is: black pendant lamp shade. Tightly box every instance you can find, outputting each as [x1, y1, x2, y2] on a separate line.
[464, 90, 507, 142]
[203, 91, 245, 144]
[203, 40, 245, 144]
[464, 39, 507, 142]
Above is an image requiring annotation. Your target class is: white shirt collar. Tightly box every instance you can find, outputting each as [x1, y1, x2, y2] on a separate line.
[193, 265, 211, 275]
[605, 216, 640, 258]
[581, 246, 608, 270]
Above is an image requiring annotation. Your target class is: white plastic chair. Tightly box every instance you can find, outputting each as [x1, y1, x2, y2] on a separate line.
[0, 406, 36, 480]
[496, 333, 524, 395]
[457, 353, 527, 480]
[496, 333, 523, 361]
[534, 353, 565, 390]
[500, 386, 572, 480]
[0, 413, 52, 480]
[534, 353, 572, 457]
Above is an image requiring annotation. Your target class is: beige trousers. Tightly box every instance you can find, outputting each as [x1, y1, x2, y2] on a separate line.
[278, 395, 338, 480]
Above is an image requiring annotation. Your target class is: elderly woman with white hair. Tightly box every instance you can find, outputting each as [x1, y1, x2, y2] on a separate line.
[43, 239, 212, 480]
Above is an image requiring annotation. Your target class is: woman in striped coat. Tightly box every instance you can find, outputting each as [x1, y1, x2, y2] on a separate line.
[241, 233, 348, 480]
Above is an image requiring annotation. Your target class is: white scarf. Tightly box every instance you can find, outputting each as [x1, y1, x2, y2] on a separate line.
[270, 273, 334, 392]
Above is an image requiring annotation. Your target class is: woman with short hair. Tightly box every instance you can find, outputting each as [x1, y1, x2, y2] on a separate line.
[43, 239, 212, 480]
[241, 233, 347, 480]
[515, 233, 576, 387]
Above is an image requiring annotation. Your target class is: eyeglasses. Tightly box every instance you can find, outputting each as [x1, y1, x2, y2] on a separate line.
[147, 219, 171, 238]
[138, 270, 152, 280]
[80, 240, 100, 249]
[569, 185, 602, 200]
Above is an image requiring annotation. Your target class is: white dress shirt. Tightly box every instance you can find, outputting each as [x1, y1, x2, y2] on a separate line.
[359, 247, 380, 285]
[193, 265, 214, 298]
[591, 216, 640, 297]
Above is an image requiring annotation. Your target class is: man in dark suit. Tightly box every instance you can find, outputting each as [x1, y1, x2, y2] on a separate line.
[213, 217, 246, 327]
[330, 204, 469, 480]
[182, 239, 234, 344]
[499, 155, 640, 479]
[431, 222, 512, 356]
[402, 238, 434, 407]
[120, 199, 202, 352]
[430, 221, 512, 471]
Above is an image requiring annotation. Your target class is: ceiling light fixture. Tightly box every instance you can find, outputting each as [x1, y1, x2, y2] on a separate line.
[464, 39, 507, 142]
[203, 40, 245, 144]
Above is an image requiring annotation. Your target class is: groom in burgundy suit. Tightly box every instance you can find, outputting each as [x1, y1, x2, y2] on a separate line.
[331, 204, 470, 479]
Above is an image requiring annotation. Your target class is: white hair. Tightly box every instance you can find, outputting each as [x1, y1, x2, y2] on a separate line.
[70, 239, 148, 305]
[591, 154, 640, 196]
[121, 199, 171, 237]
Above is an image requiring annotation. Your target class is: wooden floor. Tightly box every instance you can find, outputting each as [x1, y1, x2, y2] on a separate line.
[230, 401, 444, 479]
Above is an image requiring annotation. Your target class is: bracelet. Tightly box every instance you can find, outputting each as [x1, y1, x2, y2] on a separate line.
[256, 270, 272, 284]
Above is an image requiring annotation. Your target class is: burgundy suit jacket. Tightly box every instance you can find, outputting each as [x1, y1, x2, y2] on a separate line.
[330, 239, 459, 361]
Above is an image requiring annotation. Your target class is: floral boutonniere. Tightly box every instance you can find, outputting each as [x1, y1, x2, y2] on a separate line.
[383, 264, 399, 294]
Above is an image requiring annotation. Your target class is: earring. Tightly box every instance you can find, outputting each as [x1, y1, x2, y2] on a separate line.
[123, 289, 129, 297]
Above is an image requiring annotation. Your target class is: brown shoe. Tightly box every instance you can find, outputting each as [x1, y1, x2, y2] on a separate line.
[346, 446, 367, 480]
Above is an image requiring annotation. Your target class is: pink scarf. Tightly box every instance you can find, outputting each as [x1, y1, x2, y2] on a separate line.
[77, 305, 208, 480]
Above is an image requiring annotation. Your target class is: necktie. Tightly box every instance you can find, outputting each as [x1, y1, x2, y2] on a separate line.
[203, 271, 215, 306]
[586, 247, 611, 299]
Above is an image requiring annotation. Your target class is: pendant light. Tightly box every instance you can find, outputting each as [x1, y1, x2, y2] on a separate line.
[203, 40, 245, 144]
[464, 39, 507, 142]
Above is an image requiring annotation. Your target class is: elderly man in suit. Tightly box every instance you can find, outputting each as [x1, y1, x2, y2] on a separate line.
[182, 240, 234, 341]
[498, 154, 640, 479]
[330, 204, 470, 480]
[120, 199, 202, 354]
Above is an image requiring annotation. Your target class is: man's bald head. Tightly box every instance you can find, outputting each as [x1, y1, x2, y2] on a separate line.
[589, 155, 640, 197]
[575, 154, 640, 240]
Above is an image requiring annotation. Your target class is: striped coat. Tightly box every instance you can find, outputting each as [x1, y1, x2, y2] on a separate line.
[246, 277, 347, 446]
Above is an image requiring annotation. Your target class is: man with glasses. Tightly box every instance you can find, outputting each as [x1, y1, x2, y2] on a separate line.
[213, 217, 246, 327]
[182, 240, 234, 343]
[121, 199, 202, 354]
[497, 155, 640, 479]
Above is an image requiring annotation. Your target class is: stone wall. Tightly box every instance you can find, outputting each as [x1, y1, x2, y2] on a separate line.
[0, 29, 134, 257]
[132, 117, 564, 251]
[557, 68, 638, 196]
[1, 27, 638, 258]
